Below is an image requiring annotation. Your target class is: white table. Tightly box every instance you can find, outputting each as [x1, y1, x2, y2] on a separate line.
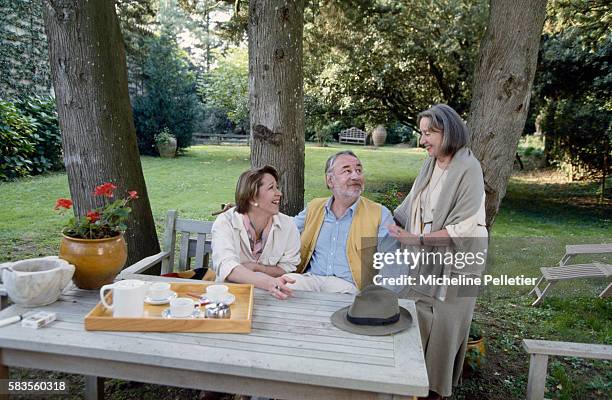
[0, 276, 428, 399]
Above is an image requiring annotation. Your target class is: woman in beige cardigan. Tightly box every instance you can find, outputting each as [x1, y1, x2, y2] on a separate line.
[388, 104, 487, 399]
[211, 165, 299, 299]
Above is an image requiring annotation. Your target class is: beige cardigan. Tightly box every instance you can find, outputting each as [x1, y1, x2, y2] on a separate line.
[211, 208, 301, 282]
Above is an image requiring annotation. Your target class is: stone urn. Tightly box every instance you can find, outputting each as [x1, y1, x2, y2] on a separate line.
[59, 234, 127, 289]
[157, 137, 177, 158]
[1, 256, 75, 307]
[372, 125, 387, 147]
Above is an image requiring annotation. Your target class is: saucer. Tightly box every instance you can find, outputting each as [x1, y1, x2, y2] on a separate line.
[201, 293, 235, 305]
[144, 291, 177, 305]
[161, 308, 201, 319]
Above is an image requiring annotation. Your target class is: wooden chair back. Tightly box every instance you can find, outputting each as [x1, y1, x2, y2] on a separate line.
[161, 210, 214, 275]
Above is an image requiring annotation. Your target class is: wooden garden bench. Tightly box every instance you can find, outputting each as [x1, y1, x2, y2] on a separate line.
[529, 243, 612, 306]
[339, 127, 367, 145]
[117, 210, 215, 280]
[523, 339, 612, 400]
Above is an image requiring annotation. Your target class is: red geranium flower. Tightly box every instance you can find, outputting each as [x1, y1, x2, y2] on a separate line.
[94, 182, 117, 198]
[86, 211, 101, 223]
[55, 182, 139, 239]
[54, 198, 73, 210]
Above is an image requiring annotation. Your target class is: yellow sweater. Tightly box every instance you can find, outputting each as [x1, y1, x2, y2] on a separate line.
[297, 197, 382, 289]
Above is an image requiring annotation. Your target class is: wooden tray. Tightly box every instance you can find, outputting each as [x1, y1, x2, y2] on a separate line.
[84, 282, 253, 333]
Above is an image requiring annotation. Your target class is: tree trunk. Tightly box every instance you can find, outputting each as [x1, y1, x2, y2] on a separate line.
[42, 0, 160, 266]
[468, 0, 547, 228]
[248, 0, 305, 216]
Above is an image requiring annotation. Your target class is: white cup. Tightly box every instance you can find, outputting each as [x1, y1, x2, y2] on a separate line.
[100, 279, 146, 317]
[206, 284, 229, 302]
[148, 282, 172, 300]
[169, 297, 194, 318]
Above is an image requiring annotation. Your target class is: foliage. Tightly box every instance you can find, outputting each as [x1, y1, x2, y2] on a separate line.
[197, 47, 248, 126]
[132, 31, 199, 155]
[0, 100, 36, 180]
[0, 0, 52, 98]
[195, 104, 247, 135]
[0, 97, 62, 181]
[14, 96, 63, 173]
[469, 321, 483, 340]
[386, 122, 413, 144]
[375, 184, 406, 211]
[54, 182, 139, 239]
[311, 121, 340, 146]
[540, 98, 611, 180]
[154, 127, 175, 146]
[531, 0, 611, 187]
[304, 0, 488, 128]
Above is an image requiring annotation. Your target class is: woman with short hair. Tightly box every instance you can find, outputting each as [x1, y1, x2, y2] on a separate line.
[212, 165, 298, 299]
[388, 104, 487, 399]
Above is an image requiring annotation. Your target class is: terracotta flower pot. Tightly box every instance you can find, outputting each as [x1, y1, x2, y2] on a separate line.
[463, 336, 486, 378]
[372, 125, 387, 146]
[59, 234, 127, 289]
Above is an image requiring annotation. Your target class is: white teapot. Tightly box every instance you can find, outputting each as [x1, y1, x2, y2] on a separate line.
[1, 256, 75, 307]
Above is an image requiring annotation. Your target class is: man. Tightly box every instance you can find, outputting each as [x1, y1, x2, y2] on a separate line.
[285, 151, 394, 293]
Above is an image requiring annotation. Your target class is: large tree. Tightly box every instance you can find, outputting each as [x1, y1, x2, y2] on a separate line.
[248, 0, 305, 215]
[468, 0, 548, 227]
[42, 0, 160, 265]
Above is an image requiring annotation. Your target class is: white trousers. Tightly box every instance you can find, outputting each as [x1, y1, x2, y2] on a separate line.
[285, 272, 358, 294]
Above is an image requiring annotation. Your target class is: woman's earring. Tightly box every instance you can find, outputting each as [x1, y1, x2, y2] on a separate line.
[253, 202, 259, 207]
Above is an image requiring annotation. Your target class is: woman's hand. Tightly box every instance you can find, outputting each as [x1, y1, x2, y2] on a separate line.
[387, 223, 420, 245]
[267, 275, 296, 300]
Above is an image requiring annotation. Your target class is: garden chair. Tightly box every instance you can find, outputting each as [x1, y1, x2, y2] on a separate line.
[523, 339, 612, 400]
[529, 243, 612, 306]
[117, 210, 216, 281]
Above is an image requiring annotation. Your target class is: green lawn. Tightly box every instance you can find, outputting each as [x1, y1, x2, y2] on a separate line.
[1, 143, 610, 399]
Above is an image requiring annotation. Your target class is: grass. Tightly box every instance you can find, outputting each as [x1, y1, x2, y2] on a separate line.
[1, 143, 610, 399]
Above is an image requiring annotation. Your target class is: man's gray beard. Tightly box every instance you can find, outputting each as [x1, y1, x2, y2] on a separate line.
[335, 187, 363, 203]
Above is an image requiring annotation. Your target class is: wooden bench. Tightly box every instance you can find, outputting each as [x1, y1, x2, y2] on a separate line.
[529, 243, 612, 306]
[117, 210, 215, 280]
[523, 339, 612, 400]
[339, 127, 367, 145]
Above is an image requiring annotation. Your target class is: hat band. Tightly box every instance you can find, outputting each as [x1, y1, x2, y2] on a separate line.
[346, 312, 400, 326]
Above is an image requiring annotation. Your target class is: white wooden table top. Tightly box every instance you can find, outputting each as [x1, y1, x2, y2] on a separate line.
[0, 277, 429, 397]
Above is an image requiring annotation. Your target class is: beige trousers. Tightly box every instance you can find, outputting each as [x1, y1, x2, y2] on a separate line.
[285, 272, 358, 294]
[403, 285, 476, 397]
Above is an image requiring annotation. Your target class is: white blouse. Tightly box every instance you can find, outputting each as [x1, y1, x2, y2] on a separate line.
[211, 208, 301, 282]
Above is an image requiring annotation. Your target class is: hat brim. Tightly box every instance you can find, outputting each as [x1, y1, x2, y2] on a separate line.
[330, 306, 412, 336]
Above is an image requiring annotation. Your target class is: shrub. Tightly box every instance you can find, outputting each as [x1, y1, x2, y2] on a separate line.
[0, 100, 36, 180]
[15, 96, 63, 173]
[0, 97, 63, 181]
[132, 32, 198, 155]
[386, 122, 413, 144]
